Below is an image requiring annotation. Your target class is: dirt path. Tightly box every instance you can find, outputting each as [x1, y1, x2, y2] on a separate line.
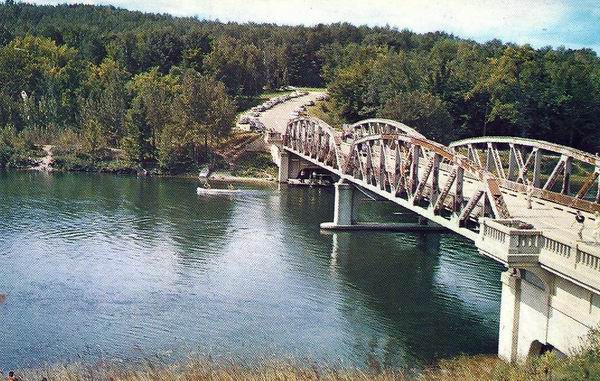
[33, 145, 54, 172]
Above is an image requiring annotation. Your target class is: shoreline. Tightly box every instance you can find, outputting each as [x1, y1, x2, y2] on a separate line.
[206, 171, 276, 184]
[11, 167, 277, 185]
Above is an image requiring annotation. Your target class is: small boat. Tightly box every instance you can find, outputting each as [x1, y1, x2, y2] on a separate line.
[196, 186, 238, 195]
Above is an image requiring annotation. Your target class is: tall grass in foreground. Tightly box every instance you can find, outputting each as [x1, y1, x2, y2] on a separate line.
[12, 329, 600, 381]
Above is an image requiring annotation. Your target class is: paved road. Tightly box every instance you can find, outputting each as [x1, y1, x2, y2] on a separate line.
[259, 92, 325, 134]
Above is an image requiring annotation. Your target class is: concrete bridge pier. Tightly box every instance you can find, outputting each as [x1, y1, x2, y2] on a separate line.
[321, 181, 447, 232]
[333, 181, 355, 226]
[320, 180, 356, 230]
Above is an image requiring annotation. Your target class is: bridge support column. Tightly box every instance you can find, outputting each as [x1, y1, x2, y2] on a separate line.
[485, 146, 494, 172]
[320, 181, 355, 230]
[508, 145, 518, 181]
[597, 176, 600, 204]
[562, 156, 573, 195]
[278, 151, 290, 183]
[333, 181, 354, 226]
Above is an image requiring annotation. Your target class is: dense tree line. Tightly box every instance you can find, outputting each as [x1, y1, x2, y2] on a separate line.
[324, 41, 600, 149]
[0, 1, 598, 173]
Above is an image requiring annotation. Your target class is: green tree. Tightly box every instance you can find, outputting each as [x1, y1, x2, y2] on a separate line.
[80, 58, 129, 145]
[123, 67, 176, 163]
[204, 36, 266, 96]
[542, 49, 600, 149]
[469, 45, 542, 137]
[0, 35, 82, 132]
[158, 70, 235, 169]
[328, 61, 374, 120]
[81, 117, 106, 160]
[379, 90, 455, 143]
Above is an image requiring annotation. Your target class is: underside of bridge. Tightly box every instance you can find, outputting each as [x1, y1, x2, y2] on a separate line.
[269, 116, 600, 362]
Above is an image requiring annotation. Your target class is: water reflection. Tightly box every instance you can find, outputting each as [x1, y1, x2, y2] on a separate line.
[0, 172, 502, 370]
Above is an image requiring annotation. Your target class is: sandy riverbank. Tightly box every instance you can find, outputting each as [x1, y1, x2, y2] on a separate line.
[207, 171, 276, 184]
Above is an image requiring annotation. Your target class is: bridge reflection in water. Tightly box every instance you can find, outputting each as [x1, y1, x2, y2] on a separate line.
[270, 116, 600, 362]
[327, 230, 504, 365]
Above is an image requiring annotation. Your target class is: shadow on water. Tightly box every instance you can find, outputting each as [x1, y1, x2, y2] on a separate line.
[276, 185, 503, 368]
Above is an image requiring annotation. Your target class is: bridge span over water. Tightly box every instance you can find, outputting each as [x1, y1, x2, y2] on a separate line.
[263, 107, 600, 362]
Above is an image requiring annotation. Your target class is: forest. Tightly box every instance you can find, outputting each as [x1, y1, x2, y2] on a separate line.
[0, 1, 599, 173]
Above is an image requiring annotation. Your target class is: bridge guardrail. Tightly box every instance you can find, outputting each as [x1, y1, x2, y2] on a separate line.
[540, 239, 600, 293]
[479, 219, 600, 293]
[478, 219, 541, 266]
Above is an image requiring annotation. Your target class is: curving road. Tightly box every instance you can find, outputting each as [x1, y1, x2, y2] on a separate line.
[258, 92, 325, 134]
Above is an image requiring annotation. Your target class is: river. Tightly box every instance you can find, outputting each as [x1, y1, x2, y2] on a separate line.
[0, 171, 504, 370]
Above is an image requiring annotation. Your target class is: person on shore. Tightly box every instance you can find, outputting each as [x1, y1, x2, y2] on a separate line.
[526, 182, 534, 209]
[594, 211, 600, 243]
[571, 211, 586, 240]
[6, 371, 17, 381]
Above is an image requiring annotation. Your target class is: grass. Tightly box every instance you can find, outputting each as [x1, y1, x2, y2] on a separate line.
[8, 329, 600, 381]
[299, 87, 327, 92]
[231, 150, 278, 178]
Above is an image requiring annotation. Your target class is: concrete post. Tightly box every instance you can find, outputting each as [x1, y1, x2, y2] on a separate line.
[597, 175, 600, 204]
[333, 181, 354, 226]
[430, 154, 440, 205]
[410, 146, 420, 193]
[454, 167, 464, 214]
[498, 269, 522, 363]
[278, 150, 290, 183]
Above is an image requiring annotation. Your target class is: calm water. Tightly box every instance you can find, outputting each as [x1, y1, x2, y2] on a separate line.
[0, 171, 504, 370]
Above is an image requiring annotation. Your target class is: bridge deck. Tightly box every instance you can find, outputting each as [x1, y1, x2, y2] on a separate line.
[444, 169, 598, 246]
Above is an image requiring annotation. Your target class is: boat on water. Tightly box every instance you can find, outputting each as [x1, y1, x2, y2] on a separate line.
[287, 168, 335, 187]
[196, 186, 238, 195]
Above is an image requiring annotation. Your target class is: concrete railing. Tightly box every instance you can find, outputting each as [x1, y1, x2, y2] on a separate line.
[540, 238, 600, 293]
[478, 219, 600, 293]
[477, 219, 541, 266]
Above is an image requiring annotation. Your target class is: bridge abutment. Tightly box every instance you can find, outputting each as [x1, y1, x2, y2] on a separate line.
[479, 219, 599, 362]
[278, 150, 290, 183]
[498, 269, 522, 362]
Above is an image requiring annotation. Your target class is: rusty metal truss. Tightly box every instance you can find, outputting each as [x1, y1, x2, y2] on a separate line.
[283, 118, 513, 232]
[450, 136, 600, 213]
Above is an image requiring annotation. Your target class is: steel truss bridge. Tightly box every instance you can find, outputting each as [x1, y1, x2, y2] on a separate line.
[272, 116, 600, 362]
